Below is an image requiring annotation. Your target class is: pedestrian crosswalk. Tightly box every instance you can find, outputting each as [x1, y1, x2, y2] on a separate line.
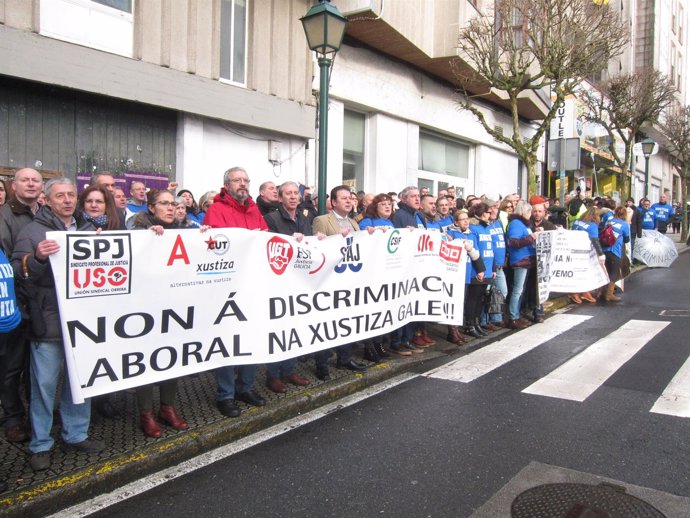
[424, 314, 688, 418]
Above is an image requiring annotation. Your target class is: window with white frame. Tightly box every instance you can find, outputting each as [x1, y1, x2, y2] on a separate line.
[418, 131, 470, 179]
[220, 0, 248, 86]
[39, 0, 133, 57]
[343, 110, 366, 191]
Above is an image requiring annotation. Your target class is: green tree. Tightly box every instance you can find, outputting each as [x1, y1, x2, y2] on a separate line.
[455, 0, 627, 195]
[578, 70, 677, 199]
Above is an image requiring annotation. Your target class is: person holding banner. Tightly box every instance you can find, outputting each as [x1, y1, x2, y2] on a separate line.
[466, 203, 496, 336]
[262, 181, 314, 393]
[446, 210, 485, 339]
[357, 193, 396, 360]
[130, 189, 191, 437]
[312, 186, 369, 375]
[506, 201, 542, 330]
[12, 178, 106, 471]
[203, 167, 267, 417]
[601, 206, 631, 303]
[570, 207, 604, 304]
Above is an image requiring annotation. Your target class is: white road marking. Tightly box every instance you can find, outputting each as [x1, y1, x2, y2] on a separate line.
[523, 319, 670, 402]
[650, 355, 690, 418]
[424, 314, 592, 383]
[46, 373, 419, 518]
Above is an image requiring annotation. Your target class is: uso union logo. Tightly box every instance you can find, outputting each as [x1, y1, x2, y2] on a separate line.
[67, 234, 132, 299]
[267, 236, 294, 275]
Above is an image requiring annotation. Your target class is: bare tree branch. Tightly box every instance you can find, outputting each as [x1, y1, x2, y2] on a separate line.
[455, 0, 628, 194]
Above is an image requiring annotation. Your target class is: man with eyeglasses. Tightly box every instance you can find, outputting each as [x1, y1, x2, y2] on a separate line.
[203, 167, 268, 418]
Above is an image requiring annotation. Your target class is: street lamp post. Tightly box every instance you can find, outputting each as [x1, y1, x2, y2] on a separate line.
[301, 0, 347, 215]
[640, 138, 655, 198]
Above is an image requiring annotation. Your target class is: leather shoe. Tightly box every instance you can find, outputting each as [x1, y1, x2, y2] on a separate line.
[158, 404, 188, 430]
[5, 424, 29, 443]
[63, 437, 105, 453]
[508, 319, 528, 330]
[29, 451, 51, 471]
[140, 411, 162, 438]
[533, 315, 545, 323]
[267, 377, 287, 393]
[336, 359, 367, 372]
[373, 342, 391, 359]
[315, 366, 331, 381]
[217, 399, 241, 417]
[282, 373, 310, 386]
[389, 343, 412, 356]
[235, 390, 266, 407]
[95, 397, 122, 419]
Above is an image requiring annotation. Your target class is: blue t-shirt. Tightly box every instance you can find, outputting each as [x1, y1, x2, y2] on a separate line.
[470, 222, 494, 275]
[640, 207, 655, 230]
[428, 215, 453, 233]
[506, 218, 535, 266]
[601, 218, 630, 258]
[651, 202, 674, 223]
[489, 220, 506, 267]
[358, 217, 394, 230]
[0, 250, 21, 334]
[571, 219, 598, 240]
[447, 228, 477, 284]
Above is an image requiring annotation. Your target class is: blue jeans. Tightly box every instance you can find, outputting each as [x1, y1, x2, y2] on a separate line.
[265, 358, 297, 379]
[508, 267, 529, 321]
[29, 341, 91, 453]
[214, 365, 257, 401]
[391, 322, 414, 346]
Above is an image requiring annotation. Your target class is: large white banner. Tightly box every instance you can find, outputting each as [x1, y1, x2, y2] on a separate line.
[537, 230, 609, 303]
[48, 228, 466, 402]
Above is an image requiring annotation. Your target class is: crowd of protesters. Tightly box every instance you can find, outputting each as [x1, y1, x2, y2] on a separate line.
[0, 166, 682, 487]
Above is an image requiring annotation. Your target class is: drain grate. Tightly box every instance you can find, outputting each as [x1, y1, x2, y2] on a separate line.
[659, 309, 690, 317]
[511, 483, 666, 518]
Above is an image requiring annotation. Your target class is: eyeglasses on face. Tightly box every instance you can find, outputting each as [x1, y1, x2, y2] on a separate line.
[229, 178, 251, 184]
[156, 201, 179, 207]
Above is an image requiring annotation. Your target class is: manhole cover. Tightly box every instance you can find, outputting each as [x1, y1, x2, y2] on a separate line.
[511, 483, 666, 518]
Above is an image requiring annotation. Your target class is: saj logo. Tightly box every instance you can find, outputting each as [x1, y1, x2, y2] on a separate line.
[335, 236, 362, 273]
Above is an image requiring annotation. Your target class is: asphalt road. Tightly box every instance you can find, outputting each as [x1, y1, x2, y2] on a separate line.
[81, 254, 690, 517]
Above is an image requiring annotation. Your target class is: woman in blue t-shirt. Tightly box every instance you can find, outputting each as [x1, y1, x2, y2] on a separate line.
[570, 207, 604, 303]
[601, 206, 630, 302]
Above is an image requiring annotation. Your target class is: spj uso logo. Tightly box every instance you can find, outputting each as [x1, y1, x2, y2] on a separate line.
[67, 234, 132, 299]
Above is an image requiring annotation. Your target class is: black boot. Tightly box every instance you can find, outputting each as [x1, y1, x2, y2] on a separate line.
[373, 342, 391, 359]
[363, 344, 381, 363]
[464, 325, 482, 338]
[474, 319, 489, 336]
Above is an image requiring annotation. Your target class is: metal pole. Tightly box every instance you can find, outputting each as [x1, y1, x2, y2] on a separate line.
[317, 56, 331, 215]
[559, 137, 566, 206]
[644, 154, 650, 198]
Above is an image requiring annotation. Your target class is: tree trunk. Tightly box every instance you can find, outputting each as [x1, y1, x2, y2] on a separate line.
[526, 154, 538, 197]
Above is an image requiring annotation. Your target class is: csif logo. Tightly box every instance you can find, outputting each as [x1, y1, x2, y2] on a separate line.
[334, 235, 363, 273]
[387, 229, 402, 254]
[267, 236, 294, 275]
[418, 234, 434, 253]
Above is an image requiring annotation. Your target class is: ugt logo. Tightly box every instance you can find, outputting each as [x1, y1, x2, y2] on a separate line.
[335, 236, 363, 273]
[418, 234, 434, 253]
[266, 236, 293, 275]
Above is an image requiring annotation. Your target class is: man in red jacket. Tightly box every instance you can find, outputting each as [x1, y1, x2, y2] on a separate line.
[203, 166, 267, 418]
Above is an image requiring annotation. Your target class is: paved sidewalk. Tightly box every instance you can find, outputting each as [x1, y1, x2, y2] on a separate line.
[1, 234, 686, 517]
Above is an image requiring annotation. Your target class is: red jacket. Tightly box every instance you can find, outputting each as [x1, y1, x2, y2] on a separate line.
[202, 189, 268, 230]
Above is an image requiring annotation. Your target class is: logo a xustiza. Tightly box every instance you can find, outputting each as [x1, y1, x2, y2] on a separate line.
[335, 235, 363, 273]
[418, 233, 434, 253]
[267, 236, 294, 275]
[387, 229, 402, 254]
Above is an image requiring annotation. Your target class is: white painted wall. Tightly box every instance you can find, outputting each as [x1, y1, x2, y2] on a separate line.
[176, 114, 312, 199]
[321, 44, 536, 196]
